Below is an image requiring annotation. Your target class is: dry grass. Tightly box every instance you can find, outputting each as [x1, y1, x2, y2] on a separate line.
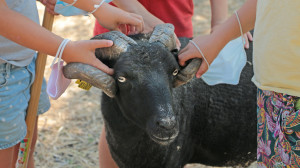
[35, 1, 256, 167]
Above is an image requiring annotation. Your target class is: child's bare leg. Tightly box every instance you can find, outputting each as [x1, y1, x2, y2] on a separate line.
[0, 125, 37, 168]
[0, 118, 39, 168]
[0, 146, 15, 167]
[99, 127, 118, 168]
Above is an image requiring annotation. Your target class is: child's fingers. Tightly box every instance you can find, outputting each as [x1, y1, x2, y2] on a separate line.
[196, 62, 209, 78]
[119, 24, 127, 34]
[128, 25, 136, 35]
[63, 40, 113, 75]
[47, 0, 57, 6]
[124, 13, 144, 33]
[87, 40, 114, 75]
[178, 45, 188, 55]
[89, 40, 113, 49]
[46, 1, 55, 9]
[88, 40, 114, 75]
[39, 0, 47, 5]
[247, 32, 253, 41]
[243, 32, 253, 49]
[179, 45, 209, 78]
[44, 0, 59, 15]
[243, 33, 249, 49]
[46, 8, 59, 15]
[92, 59, 114, 75]
[132, 14, 144, 33]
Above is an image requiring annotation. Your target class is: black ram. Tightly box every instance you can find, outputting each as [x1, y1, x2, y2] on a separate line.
[63, 24, 257, 168]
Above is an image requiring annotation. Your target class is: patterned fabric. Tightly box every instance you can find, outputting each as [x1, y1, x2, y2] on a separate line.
[257, 88, 300, 168]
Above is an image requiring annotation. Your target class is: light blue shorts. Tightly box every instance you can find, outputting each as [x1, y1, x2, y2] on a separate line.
[0, 56, 50, 150]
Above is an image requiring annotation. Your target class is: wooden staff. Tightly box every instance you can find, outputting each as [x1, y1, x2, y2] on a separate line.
[20, 10, 54, 168]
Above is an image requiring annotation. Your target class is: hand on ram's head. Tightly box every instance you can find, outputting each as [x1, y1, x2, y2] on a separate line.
[178, 34, 220, 79]
[62, 39, 114, 75]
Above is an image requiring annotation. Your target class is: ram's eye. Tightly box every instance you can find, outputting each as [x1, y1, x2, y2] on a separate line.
[118, 76, 127, 83]
[173, 69, 179, 76]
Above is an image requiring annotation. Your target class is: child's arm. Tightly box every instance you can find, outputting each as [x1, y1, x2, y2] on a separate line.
[112, 0, 164, 33]
[0, 0, 117, 74]
[60, 0, 144, 33]
[210, 0, 228, 29]
[210, 0, 252, 48]
[179, 0, 257, 78]
[110, 0, 181, 48]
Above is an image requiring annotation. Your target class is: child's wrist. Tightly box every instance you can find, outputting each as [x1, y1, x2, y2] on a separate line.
[88, 0, 106, 15]
[92, 2, 108, 20]
[61, 40, 73, 62]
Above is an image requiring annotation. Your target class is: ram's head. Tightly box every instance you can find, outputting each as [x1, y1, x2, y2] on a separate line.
[63, 24, 201, 145]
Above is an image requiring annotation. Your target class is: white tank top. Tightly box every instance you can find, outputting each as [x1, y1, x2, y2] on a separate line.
[0, 0, 40, 66]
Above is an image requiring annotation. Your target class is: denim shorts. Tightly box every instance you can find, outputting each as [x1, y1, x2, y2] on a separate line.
[0, 56, 50, 150]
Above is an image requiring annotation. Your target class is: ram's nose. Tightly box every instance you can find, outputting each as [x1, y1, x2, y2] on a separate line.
[156, 116, 176, 130]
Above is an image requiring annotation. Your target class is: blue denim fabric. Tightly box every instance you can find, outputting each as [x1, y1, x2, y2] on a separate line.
[0, 56, 50, 149]
[55, 0, 113, 16]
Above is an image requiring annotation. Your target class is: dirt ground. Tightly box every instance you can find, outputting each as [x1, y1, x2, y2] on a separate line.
[35, 1, 257, 167]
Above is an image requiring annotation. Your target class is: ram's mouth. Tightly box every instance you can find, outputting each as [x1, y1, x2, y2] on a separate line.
[149, 132, 178, 145]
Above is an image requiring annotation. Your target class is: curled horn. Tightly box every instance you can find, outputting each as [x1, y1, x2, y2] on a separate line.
[92, 31, 137, 60]
[173, 58, 202, 88]
[63, 31, 137, 98]
[149, 24, 177, 51]
[148, 24, 202, 88]
[63, 63, 116, 98]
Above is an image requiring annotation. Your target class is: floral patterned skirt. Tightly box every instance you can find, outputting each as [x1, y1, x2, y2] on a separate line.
[257, 88, 300, 168]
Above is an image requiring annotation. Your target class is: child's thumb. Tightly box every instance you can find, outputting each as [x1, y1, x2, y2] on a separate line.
[178, 49, 193, 66]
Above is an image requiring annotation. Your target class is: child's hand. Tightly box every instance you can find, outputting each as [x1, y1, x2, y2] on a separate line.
[121, 15, 181, 49]
[39, 0, 59, 15]
[178, 35, 221, 78]
[62, 39, 114, 75]
[94, 3, 144, 34]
